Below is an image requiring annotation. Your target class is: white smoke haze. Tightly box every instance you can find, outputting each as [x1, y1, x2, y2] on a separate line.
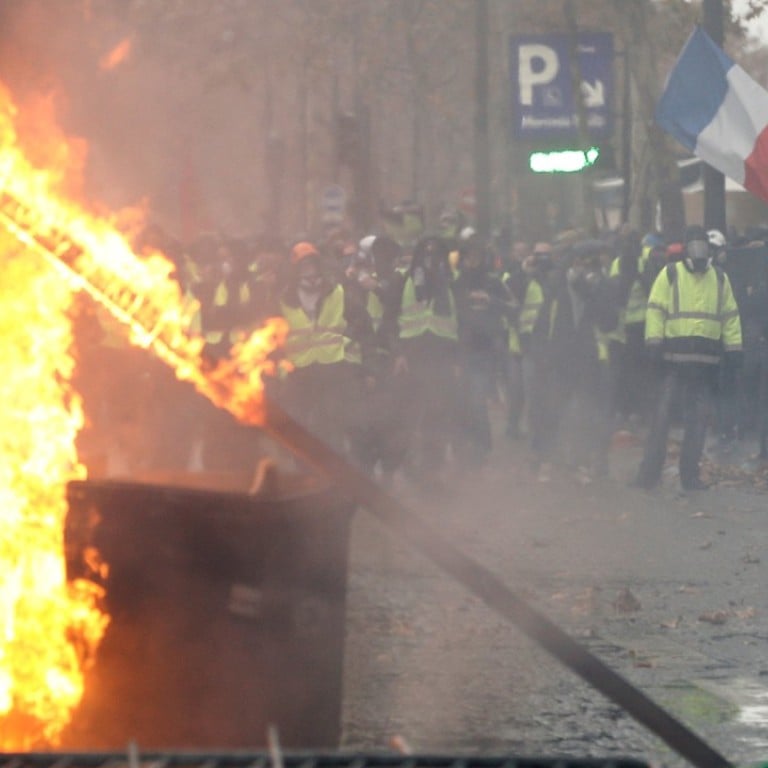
[0, 0, 481, 241]
[1, 2, 767, 764]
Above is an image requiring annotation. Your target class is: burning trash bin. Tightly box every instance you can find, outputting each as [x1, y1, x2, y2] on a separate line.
[62, 471, 355, 750]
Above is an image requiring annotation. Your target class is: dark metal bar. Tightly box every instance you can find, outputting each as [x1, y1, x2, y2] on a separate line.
[0, 758, 651, 768]
[262, 399, 732, 768]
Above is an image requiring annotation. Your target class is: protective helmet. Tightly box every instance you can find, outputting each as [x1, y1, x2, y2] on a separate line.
[358, 234, 376, 259]
[459, 226, 477, 241]
[290, 241, 320, 264]
[641, 231, 663, 249]
[666, 242, 684, 260]
[707, 229, 726, 249]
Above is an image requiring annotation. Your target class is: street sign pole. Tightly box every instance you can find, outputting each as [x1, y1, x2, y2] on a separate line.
[474, 0, 491, 240]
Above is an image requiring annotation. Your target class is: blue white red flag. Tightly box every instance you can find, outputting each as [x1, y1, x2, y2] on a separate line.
[656, 25, 768, 202]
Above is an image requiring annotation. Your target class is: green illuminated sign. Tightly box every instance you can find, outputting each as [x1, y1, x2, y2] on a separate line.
[529, 146, 600, 173]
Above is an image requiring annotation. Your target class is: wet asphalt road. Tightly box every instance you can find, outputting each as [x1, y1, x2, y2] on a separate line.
[339, 422, 768, 767]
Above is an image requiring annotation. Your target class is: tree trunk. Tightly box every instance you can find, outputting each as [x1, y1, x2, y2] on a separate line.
[617, 0, 686, 239]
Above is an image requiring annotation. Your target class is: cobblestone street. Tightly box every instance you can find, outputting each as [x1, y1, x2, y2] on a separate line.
[340, 423, 768, 767]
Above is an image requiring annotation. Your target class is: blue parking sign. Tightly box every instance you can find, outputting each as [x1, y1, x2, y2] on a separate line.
[510, 32, 614, 140]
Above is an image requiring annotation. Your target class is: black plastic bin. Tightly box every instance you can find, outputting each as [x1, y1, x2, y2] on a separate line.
[62, 472, 355, 750]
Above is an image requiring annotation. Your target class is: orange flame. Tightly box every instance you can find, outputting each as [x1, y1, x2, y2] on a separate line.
[0, 225, 108, 748]
[99, 37, 133, 71]
[0, 81, 286, 746]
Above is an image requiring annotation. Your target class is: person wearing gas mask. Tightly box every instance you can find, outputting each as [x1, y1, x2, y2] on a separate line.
[453, 231, 514, 467]
[394, 235, 460, 491]
[274, 240, 373, 454]
[519, 243, 555, 478]
[632, 225, 742, 492]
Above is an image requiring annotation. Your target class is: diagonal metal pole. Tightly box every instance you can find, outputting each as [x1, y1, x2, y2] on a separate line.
[263, 399, 732, 768]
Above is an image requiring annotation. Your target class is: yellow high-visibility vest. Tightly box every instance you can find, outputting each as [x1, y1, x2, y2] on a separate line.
[280, 285, 360, 367]
[645, 262, 742, 364]
[398, 277, 458, 341]
[501, 271, 521, 355]
[519, 278, 543, 337]
[367, 291, 384, 333]
[609, 249, 649, 326]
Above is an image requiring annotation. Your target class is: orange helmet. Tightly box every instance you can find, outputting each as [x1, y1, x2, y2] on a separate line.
[290, 241, 320, 264]
[666, 242, 684, 260]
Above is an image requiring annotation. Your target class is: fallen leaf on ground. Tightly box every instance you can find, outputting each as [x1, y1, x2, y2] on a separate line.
[698, 610, 729, 625]
[613, 587, 641, 613]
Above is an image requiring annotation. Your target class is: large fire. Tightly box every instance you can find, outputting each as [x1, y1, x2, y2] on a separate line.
[0, 225, 108, 748]
[0, 82, 286, 747]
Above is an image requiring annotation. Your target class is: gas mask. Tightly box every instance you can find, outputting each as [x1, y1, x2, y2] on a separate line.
[685, 240, 711, 273]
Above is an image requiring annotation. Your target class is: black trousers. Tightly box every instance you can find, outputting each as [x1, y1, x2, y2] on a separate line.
[636, 364, 717, 489]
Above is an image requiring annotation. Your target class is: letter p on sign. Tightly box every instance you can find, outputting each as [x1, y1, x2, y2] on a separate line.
[518, 44, 559, 106]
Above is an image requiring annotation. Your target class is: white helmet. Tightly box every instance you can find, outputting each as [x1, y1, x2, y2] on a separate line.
[357, 234, 376, 261]
[707, 229, 726, 248]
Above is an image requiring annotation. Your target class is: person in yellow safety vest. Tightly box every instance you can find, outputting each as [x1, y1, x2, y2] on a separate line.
[245, 233, 285, 327]
[538, 240, 620, 484]
[185, 236, 254, 361]
[500, 241, 529, 439]
[632, 225, 743, 492]
[344, 235, 408, 483]
[518, 242, 555, 475]
[275, 240, 373, 453]
[609, 230, 658, 425]
[394, 235, 460, 490]
[453, 231, 515, 466]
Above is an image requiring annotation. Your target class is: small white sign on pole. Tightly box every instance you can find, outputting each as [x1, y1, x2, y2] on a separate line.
[320, 184, 346, 224]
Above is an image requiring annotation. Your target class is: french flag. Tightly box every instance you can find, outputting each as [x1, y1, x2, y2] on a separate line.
[656, 25, 768, 203]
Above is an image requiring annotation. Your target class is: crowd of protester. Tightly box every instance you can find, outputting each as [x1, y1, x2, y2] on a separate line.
[75, 213, 768, 492]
